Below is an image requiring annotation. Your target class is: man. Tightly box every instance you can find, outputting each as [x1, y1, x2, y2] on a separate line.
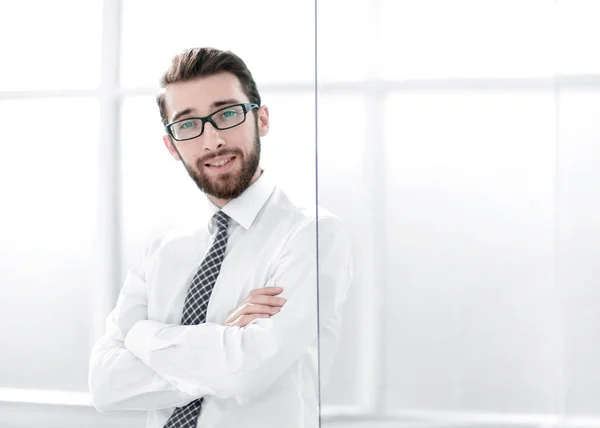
[89, 47, 354, 428]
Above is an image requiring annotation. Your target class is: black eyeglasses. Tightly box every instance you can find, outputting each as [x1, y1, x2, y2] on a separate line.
[165, 103, 259, 141]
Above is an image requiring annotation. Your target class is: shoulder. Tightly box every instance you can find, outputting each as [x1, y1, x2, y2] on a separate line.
[268, 187, 349, 234]
[268, 191, 351, 254]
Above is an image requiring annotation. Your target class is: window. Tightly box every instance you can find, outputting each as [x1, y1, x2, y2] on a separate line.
[0, 98, 99, 390]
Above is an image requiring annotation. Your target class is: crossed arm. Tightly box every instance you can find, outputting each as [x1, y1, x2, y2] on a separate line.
[88, 217, 353, 412]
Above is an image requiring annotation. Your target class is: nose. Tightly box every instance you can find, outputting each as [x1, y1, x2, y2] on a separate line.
[202, 121, 225, 152]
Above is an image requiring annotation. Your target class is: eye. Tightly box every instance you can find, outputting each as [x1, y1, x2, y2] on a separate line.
[178, 119, 199, 130]
[220, 109, 238, 120]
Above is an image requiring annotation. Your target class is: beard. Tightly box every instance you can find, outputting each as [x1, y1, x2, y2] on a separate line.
[182, 129, 261, 201]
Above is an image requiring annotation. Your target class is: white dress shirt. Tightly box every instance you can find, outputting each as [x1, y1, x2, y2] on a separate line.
[88, 169, 354, 428]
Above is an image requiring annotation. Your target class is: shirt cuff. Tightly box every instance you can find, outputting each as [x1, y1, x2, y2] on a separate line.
[125, 320, 169, 366]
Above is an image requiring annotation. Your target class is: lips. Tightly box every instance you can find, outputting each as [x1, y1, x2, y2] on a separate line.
[205, 155, 235, 167]
[204, 155, 237, 173]
[206, 157, 234, 167]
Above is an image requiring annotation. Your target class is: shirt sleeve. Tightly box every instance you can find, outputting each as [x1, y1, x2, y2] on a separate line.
[88, 237, 201, 413]
[124, 215, 354, 403]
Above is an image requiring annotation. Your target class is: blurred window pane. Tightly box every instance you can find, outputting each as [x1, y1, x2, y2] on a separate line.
[0, 98, 99, 390]
[317, 0, 374, 83]
[557, 0, 600, 75]
[259, 91, 316, 207]
[0, 0, 102, 90]
[381, 0, 555, 79]
[120, 0, 314, 88]
[383, 92, 559, 413]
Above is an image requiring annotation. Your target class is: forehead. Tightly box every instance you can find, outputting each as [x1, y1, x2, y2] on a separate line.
[163, 72, 247, 121]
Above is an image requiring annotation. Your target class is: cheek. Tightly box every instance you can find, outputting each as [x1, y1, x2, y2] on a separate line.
[179, 146, 197, 159]
[228, 128, 254, 152]
[174, 144, 202, 165]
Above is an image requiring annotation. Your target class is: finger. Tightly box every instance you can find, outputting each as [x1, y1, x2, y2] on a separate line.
[236, 303, 281, 316]
[227, 313, 269, 327]
[247, 295, 287, 307]
[248, 287, 283, 297]
[225, 304, 280, 325]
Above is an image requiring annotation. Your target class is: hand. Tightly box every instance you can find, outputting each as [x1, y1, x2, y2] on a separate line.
[224, 286, 287, 327]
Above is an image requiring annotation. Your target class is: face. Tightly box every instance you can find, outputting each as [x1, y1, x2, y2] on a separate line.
[162, 72, 269, 207]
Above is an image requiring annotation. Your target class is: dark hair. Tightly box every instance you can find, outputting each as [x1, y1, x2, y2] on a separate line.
[156, 47, 261, 126]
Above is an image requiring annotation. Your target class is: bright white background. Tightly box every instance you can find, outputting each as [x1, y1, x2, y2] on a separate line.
[1, 1, 600, 427]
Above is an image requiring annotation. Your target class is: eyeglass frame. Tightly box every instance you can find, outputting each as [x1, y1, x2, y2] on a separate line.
[164, 102, 260, 142]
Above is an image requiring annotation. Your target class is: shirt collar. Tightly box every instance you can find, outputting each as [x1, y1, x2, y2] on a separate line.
[206, 168, 275, 231]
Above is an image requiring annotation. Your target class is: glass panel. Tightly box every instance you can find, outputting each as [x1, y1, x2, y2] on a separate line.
[383, 92, 560, 413]
[381, 0, 555, 79]
[557, 89, 600, 416]
[0, 0, 102, 90]
[120, 0, 315, 88]
[317, 94, 367, 406]
[0, 98, 98, 390]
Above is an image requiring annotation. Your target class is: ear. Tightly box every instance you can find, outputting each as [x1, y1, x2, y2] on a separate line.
[256, 105, 269, 137]
[163, 135, 181, 161]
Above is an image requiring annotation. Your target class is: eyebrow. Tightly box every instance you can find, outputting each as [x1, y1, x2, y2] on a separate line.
[170, 98, 243, 123]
